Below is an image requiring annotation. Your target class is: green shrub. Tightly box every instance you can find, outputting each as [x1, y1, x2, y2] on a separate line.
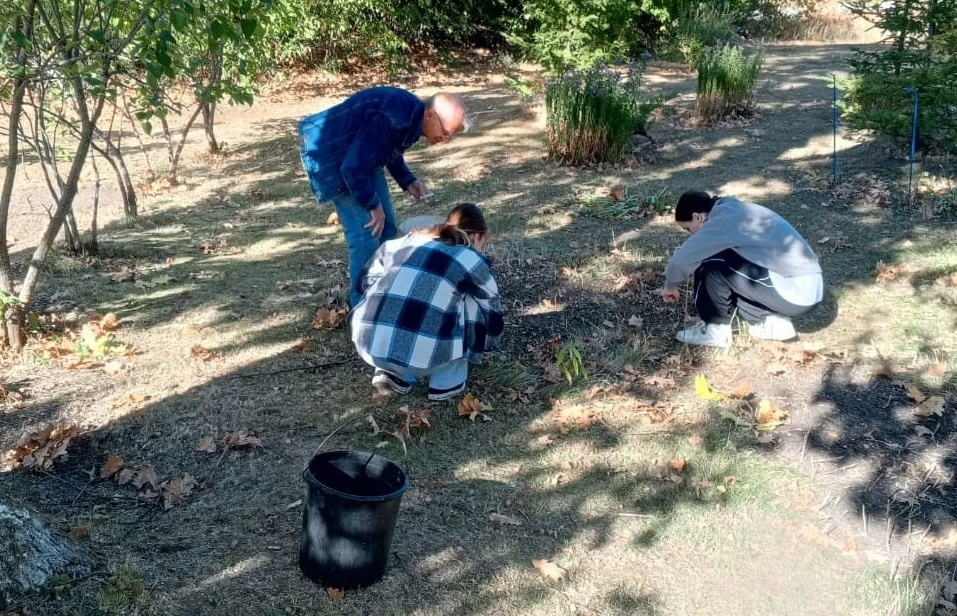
[659, 3, 737, 65]
[544, 61, 660, 165]
[840, 54, 957, 152]
[507, 0, 670, 73]
[695, 44, 764, 123]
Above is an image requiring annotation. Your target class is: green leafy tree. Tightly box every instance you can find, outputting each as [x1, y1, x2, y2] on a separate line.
[841, 0, 957, 151]
[0, 0, 264, 349]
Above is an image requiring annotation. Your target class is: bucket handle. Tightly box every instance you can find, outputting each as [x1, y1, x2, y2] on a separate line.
[302, 412, 391, 475]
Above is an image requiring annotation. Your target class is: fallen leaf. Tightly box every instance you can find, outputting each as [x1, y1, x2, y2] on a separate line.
[458, 392, 491, 421]
[100, 313, 119, 331]
[754, 399, 789, 431]
[3, 425, 77, 472]
[532, 558, 567, 582]
[325, 587, 346, 599]
[196, 437, 217, 453]
[69, 526, 90, 540]
[694, 375, 725, 401]
[160, 474, 198, 510]
[100, 455, 125, 479]
[489, 512, 522, 526]
[668, 457, 687, 473]
[928, 362, 947, 377]
[627, 315, 643, 328]
[191, 345, 219, 361]
[914, 395, 946, 417]
[906, 384, 926, 404]
[608, 184, 625, 202]
[535, 434, 554, 448]
[224, 430, 263, 449]
[311, 307, 348, 330]
[726, 382, 753, 399]
[132, 464, 160, 491]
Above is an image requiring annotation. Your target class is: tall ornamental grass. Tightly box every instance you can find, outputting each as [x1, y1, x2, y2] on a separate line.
[695, 44, 764, 123]
[545, 62, 659, 165]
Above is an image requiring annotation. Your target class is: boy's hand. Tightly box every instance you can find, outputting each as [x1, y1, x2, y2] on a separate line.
[662, 285, 680, 304]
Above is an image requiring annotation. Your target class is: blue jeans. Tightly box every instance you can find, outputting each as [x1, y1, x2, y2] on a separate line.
[331, 170, 398, 306]
[384, 357, 469, 392]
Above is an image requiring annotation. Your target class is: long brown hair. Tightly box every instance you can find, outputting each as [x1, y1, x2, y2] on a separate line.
[418, 202, 488, 247]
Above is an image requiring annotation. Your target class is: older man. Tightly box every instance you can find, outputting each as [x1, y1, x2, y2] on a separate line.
[298, 87, 468, 306]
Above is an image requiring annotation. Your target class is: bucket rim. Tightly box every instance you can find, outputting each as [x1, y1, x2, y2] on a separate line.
[303, 449, 410, 502]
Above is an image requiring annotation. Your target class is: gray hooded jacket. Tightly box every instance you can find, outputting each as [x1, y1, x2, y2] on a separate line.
[663, 196, 822, 286]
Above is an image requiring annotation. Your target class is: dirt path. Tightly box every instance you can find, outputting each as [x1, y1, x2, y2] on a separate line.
[2, 42, 955, 616]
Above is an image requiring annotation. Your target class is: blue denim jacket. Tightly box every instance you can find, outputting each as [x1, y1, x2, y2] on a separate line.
[298, 86, 425, 210]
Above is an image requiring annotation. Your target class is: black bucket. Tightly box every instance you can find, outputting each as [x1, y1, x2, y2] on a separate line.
[298, 450, 409, 589]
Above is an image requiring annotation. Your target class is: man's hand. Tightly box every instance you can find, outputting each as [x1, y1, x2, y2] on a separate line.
[662, 285, 681, 304]
[406, 180, 433, 201]
[364, 205, 385, 238]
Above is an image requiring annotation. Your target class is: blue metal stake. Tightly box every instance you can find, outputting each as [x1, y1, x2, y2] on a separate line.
[903, 87, 919, 203]
[831, 74, 840, 184]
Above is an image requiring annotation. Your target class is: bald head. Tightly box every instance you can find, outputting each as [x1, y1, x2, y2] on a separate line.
[423, 92, 468, 144]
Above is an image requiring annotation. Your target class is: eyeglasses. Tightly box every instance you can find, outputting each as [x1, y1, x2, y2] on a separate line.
[435, 114, 456, 141]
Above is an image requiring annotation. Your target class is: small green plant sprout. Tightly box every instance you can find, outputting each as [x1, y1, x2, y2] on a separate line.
[580, 186, 672, 219]
[557, 341, 588, 383]
[45, 573, 73, 600]
[0, 289, 21, 323]
[99, 569, 147, 612]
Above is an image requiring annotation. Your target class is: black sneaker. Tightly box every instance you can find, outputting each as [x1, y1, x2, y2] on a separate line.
[372, 370, 413, 395]
[427, 382, 466, 402]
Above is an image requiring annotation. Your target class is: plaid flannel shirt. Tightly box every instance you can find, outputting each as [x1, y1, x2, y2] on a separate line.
[350, 234, 504, 374]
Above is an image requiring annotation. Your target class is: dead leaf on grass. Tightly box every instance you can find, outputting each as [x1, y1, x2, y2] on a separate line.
[754, 399, 789, 431]
[224, 430, 263, 450]
[109, 266, 137, 283]
[928, 362, 947, 377]
[458, 393, 492, 421]
[914, 396, 946, 417]
[69, 526, 90, 540]
[608, 184, 625, 202]
[668, 457, 687, 473]
[132, 464, 160, 491]
[489, 512, 522, 526]
[311, 307, 348, 330]
[907, 384, 926, 404]
[325, 587, 346, 599]
[532, 558, 567, 582]
[191, 345, 219, 361]
[100, 455, 125, 479]
[726, 382, 753, 399]
[196, 437, 217, 453]
[160, 474, 198, 510]
[4, 425, 78, 472]
[99, 313, 119, 331]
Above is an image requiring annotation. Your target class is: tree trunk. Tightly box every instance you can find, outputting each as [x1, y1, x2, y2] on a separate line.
[0, 502, 91, 608]
[91, 135, 137, 220]
[202, 100, 220, 154]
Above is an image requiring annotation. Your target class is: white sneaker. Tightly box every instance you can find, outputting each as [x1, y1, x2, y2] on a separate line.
[676, 321, 732, 347]
[747, 315, 797, 341]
